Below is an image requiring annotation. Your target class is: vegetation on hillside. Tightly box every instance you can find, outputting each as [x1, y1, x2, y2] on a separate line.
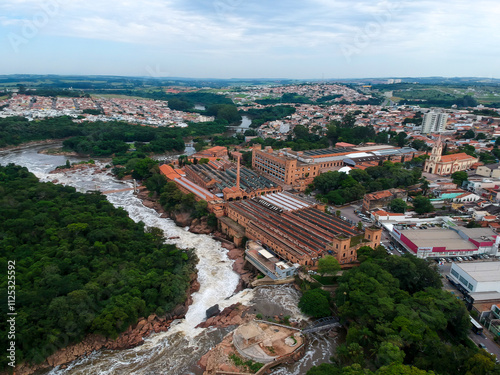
[0, 164, 195, 370]
[306, 246, 500, 375]
[0, 116, 228, 156]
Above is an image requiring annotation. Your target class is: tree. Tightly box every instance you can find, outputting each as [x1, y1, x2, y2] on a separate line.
[317, 255, 341, 277]
[132, 158, 158, 180]
[475, 132, 487, 140]
[463, 129, 475, 139]
[298, 289, 331, 318]
[194, 140, 207, 152]
[389, 198, 408, 213]
[451, 171, 468, 187]
[340, 112, 356, 128]
[412, 196, 434, 214]
[293, 124, 310, 140]
[396, 132, 408, 148]
[420, 178, 430, 196]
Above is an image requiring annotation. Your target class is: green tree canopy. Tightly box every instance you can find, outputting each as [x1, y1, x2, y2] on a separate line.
[412, 196, 434, 214]
[317, 255, 341, 277]
[298, 288, 331, 318]
[451, 171, 469, 187]
[389, 198, 408, 213]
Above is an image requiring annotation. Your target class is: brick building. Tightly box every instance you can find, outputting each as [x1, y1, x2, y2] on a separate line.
[362, 188, 408, 213]
[224, 192, 382, 266]
[252, 144, 418, 191]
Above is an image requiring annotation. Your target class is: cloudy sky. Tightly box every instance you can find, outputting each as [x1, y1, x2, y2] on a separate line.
[0, 0, 499, 79]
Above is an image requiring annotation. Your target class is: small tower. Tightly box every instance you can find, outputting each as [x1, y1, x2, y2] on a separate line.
[233, 151, 242, 190]
[430, 135, 443, 163]
[364, 226, 382, 248]
[332, 235, 352, 264]
[424, 135, 443, 173]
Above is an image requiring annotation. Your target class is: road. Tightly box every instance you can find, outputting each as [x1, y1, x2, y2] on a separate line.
[437, 262, 500, 360]
[331, 203, 402, 256]
[469, 332, 500, 361]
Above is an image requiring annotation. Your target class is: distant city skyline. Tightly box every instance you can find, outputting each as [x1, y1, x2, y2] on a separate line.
[1, 0, 499, 79]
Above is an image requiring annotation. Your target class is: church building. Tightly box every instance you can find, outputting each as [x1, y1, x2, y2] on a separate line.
[424, 137, 478, 176]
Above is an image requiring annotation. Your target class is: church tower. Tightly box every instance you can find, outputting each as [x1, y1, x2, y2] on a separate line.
[429, 135, 443, 163]
[424, 135, 442, 174]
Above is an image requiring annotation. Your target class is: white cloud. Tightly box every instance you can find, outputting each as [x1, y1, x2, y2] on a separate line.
[1, 0, 499, 77]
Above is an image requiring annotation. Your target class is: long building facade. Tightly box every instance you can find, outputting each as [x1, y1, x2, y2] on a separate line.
[252, 144, 418, 191]
[224, 193, 382, 266]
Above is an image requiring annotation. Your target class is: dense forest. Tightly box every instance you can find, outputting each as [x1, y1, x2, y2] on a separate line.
[0, 164, 196, 370]
[244, 105, 296, 128]
[0, 116, 228, 156]
[307, 247, 500, 375]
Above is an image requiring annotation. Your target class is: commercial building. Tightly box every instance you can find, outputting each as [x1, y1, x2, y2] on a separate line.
[392, 226, 500, 259]
[183, 161, 281, 201]
[476, 163, 500, 178]
[159, 164, 225, 217]
[421, 111, 448, 134]
[449, 262, 500, 293]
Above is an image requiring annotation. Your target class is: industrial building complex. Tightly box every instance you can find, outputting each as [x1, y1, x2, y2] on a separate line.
[251, 143, 421, 191]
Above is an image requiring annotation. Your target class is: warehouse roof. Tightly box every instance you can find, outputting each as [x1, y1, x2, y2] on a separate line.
[454, 262, 500, 283]
[402, 229, 477, 250]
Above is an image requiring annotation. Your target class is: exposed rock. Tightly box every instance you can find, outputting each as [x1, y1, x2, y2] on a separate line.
[206, 304, 221, 319]
[49, 163, 95, 174]
[197, 303, 251, 329]
[173, 211, 193, 227]
[198, 332, 237, 375]
[189, 217, 213, 234]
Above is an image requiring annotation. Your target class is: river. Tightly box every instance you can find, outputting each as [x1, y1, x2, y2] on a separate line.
[0, 144, 337, 375]
[228, 115, 252, 134]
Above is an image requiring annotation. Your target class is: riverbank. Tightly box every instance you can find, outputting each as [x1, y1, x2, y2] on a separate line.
[0, 138, 72, 152]
[135, 187, 254, 291]
[9, 273, 200, 375]
[39, 147, 81, 156]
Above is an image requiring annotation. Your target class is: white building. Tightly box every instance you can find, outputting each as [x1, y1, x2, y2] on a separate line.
[449, 262, 500, 293]
[391, 226, 500, 259]
[422, 112, 448, 134]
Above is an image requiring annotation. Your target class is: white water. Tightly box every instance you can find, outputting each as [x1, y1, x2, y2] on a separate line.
[0, 143, 337, 375]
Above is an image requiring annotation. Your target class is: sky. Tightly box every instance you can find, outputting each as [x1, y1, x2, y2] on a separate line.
[0, 0, 499, 79]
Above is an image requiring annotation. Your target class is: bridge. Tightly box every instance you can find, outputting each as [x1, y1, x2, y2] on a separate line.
[302, 317, 341, 334]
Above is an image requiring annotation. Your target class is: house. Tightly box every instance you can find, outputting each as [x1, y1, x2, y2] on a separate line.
[453, 192, 481, 203]
[476, 164, 500, 178]
[362, 188, 407, 213]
